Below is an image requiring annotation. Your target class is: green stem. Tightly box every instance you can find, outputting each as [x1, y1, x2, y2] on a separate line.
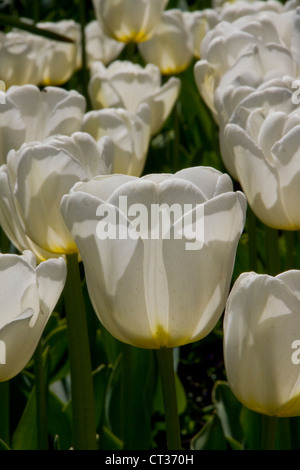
[64, 254, 97, 450]
[120, 343, 134, 450]
[0, 381, 9, 447]
[156, 348, 181, 450]
[284, 231, 295, 271]
[173, 101, 180, 172]
[0, 227, 11, 254]
[247, 207, 258, 272]
[79, 0, 91, 109]
[265, 226, 280, 276]
[34, 340, 48, 450]
[261, 415, 277, 450]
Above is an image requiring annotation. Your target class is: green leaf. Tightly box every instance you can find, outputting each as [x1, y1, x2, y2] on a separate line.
[212, 381, 244, 447]
[99, 327, 123, 366]
[0, 13, 74, 42]
[12, 387, 38, 450]
[98, 426, 123, 451]
[12, 384, 72, 450]
[191, 413, 227, 450]
[0, 438, 10, 450]
[47, 391, 72, 450]
[92, 364, 112, 429]
[44, 323, 69, 384]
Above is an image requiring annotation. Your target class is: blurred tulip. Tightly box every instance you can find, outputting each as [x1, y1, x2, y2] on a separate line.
[260, 7, 300, 67]
[85, 20, 125, 66]
[224, 84, 300, 229]
[138, 9, 194, 75]
[0, 20, 81, 88]
[0, 250, 66, 381]
[82, 104, 151, 176]
[88, 60, 180, 135]
[0, 30, 44, 88]
[213, 0, 284, 20]
[92, 0, 168, 43]
[182, 10, 219, 59]
[1, 132, 114, 255]
[0, 84, 86, 165]
[224, 270, 300, 417]
[61, 167, 246, 349]
[37, 20, 81, 86]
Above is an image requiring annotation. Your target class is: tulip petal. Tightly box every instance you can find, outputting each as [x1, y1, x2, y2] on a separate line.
[61, 191, 158, 348]
[36, 257, 67, 320]
[224, 123, 292, 228]
[7, 85, 86, 142]
[11, 146, 86, 253]
[175, 166, 233, 198]
[0, 253, 38, 330]
[161, 191, 246, 347]
[272, 124, 300, 228]
[71, 174, 137, 201]
[276, 270, 300, 301]
[143, 76, 181, 135]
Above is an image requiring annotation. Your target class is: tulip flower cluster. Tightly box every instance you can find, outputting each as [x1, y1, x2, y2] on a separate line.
[0, 0, 300, 454]
[194, 0, 300, 230]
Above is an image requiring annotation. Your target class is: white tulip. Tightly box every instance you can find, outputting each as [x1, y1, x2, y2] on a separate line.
[0, 30, 44, 88]
[214, 0, 284, 21]
[82, 104, 151, 176]
[92, 0, 168, 43]
[61, 167, 246, 349]
[85, 20, 125, 66]
[0, 250, 66, 381]
[224, 270, 300, 417]
[138, 9, 194, 75]
[88, 60, 180, 135]
[194, 16, 299, 120]
[1, 133, 114, 255]
[37, 20, 81, 86]
[182, 10, 219, 59]
[224, 84, 300, 229]
[216, 75, 296, 179]
[0, 85, 86, 165]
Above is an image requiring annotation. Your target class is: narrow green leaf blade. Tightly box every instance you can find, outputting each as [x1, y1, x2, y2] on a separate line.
[0, 13, 74, 42]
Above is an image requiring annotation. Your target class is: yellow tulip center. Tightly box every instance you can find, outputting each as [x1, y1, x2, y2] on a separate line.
[154, 324, 170, 348]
